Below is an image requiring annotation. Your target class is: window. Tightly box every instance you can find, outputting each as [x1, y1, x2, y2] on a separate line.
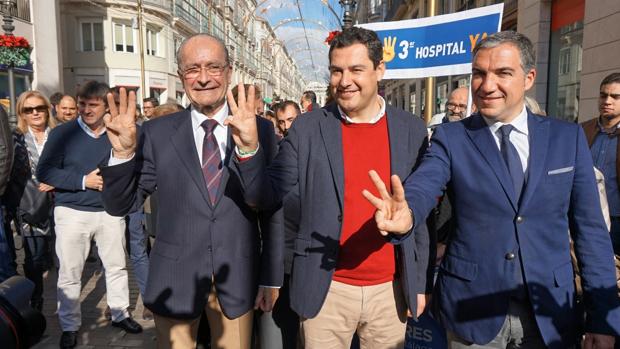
[147, 28, 159, 56]
[559, 48, 570, 75]
[173, 37, 182, 63]
[80, 21, 104, 51]
[114, 22, 135, 53]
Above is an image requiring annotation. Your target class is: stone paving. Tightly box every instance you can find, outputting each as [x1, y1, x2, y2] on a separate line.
[18, 243, 158, 349]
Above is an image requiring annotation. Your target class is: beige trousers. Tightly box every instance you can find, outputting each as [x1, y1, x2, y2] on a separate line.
[153, 284, 253, 349]
[301, 280, 407, 349]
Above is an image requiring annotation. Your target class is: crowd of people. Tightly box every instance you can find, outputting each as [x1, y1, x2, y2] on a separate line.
[0, 26, 619, 349]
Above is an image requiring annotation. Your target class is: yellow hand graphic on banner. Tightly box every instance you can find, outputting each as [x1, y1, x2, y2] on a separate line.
[383, 36, 397, 62]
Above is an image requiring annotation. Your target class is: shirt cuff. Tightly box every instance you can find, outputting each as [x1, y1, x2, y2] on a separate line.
[82, 176, 86, 190]
[259, 285, 281, 289]
[108, 149, 135, 166]
[235, 143, 260, 160]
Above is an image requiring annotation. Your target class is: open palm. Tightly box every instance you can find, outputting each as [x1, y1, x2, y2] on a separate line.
[225, 83, 259, 152]
[104, 88, 137, 158]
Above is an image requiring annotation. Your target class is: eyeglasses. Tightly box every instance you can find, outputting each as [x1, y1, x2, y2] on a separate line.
[446, 102, 468, 111]
[23, 105, 48, 114]
[180, 64, 228, 79]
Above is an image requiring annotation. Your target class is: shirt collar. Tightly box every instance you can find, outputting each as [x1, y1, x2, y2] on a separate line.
[484, 105, 529, 136]
[77, 116, 106, 138]
[337, 96, 386, 124]
[597, 117, 620, 132]
[191, 103, 229, 130]
[27, 126, 49, 139]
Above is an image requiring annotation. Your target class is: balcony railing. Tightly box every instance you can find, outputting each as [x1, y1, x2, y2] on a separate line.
[143, 0, 168, 8]
[174, 1, 201, 28]
[0, 0, 30, 22]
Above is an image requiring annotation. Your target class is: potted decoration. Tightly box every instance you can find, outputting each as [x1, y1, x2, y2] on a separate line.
[0, 34, 30, 67]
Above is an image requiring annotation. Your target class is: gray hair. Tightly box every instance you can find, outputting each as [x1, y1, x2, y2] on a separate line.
[472, 31, 536, 73]
[176, 33, 230, 69]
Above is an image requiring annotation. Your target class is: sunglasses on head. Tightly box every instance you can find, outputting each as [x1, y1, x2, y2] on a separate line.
[23, 105, 48, 114]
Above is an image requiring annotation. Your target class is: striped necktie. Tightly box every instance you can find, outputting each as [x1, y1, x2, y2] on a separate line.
[201, 119, 222, 204]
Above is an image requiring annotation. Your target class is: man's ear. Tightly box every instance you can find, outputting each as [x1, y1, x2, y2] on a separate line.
[375, 60, 386, 82]
[524, 68, 537, 91]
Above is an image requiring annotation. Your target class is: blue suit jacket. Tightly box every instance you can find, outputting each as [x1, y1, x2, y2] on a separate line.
[405, 111, 620, 347]
[234, 103, 433, 319]
[100, 110, 283, 319]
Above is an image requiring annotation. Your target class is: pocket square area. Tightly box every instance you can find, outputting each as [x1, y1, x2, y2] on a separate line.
[548, 167, 574, 175]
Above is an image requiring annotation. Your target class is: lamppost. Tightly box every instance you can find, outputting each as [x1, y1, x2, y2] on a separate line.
[1, 0, 17, 127]
[339, 0, 357, 29]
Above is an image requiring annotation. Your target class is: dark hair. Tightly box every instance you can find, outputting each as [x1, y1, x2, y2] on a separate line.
[600, 72, 620, 89]
[302, 91, 317, 104]
[276, 100, 301, 115]
[176, 33, 230, 68]
[49, 92, 64, 106]
[329, 27, 383, 68]
[473, 31, 536, 73]
[77, 81, 111, 105]
[143, 97, 160, 107]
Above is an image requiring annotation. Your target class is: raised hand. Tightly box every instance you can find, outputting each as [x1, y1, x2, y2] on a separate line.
[224, 83, 259, 153]
[362, 170, 413, 236]
[103, 87, 137, 159]
[383, 36, 397, 63]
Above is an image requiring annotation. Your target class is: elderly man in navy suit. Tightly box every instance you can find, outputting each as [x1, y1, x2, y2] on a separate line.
[99, 34, 283, 349]
[364, 31, 620, 349]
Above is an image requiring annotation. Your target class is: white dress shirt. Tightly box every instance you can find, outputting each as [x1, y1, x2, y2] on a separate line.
[110, 104, 230, 165]
[337, 96, 386, 124]
[191, 104, 229, 163]
[483, 105, 529, 173]
[28, 126, 49, 155]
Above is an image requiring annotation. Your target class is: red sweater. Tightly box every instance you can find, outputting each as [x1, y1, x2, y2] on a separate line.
[333, 115, 396, 286]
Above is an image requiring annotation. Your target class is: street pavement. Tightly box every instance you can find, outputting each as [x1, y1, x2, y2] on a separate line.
[19, 242, 157, 349]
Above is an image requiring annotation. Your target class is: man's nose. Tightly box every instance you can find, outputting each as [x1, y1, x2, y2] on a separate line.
[479, 75, 498, 93]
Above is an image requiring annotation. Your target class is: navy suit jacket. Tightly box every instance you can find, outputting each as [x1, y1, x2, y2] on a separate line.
[405, 111, 620, 347]
[234, 103, 433, 319]
[100, 110, 283, 319]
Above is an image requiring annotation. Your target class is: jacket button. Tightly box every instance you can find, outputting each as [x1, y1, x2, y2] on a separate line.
[516, 216, 524, 224]
[505, 252, 516, 260]
[337, 214, 342, 222]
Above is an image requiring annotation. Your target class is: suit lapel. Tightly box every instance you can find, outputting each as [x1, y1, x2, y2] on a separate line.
[386, 107, 410, 180]
[319, 106, 345, 211]
[169, 112, 213, 208]
[464, 115, 518, 211]
[518, 112, 549, 209]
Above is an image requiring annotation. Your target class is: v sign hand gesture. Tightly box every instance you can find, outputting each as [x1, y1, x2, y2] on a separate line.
[225, 83, 259, 153]
[362, 170, 414, 236]
[103, 87, 137, 159]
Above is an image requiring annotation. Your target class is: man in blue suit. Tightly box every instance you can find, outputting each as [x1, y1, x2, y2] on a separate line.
[363, 31, 620, 348]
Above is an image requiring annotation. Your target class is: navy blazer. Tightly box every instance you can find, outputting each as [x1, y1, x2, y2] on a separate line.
[234, 103, 433, 319]
[405, 111, 620, 347]
[100, 110, 283, 319]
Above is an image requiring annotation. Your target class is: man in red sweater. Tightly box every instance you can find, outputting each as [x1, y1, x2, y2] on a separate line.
[228, 27, 432, 349]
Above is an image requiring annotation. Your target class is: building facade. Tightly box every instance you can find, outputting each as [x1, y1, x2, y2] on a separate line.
[354, 0, 619, 123]
[59, 0, 305, 105]
[3, 0, 304, 106]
